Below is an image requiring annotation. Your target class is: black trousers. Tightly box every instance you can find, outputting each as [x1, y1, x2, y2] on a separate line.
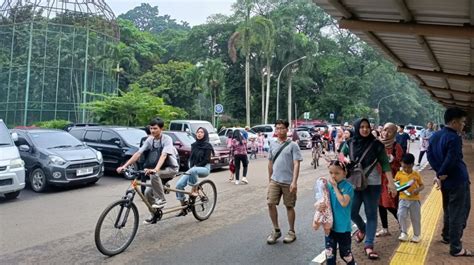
[441, 183, 471, 255]
[325, 231, 355, 265]
[378, 206, 398, 229]
[234, 154, 248, 181]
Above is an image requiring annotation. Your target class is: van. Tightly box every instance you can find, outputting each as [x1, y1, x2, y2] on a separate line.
[251, 124, 276, 139]
[169, 120, 221, 146]
[0, 119, 25, 199]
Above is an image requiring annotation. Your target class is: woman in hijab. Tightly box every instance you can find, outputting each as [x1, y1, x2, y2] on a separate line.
[230, 130, 249, 185]
[340, 118, 397, 260]
[376, 123, 404, 237]
[175, 127, 214, 216]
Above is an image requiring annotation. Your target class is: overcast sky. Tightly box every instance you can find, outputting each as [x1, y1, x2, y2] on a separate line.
[110, 0, 235, 26]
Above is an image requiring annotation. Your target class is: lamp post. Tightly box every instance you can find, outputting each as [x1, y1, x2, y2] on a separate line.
[276, 55, 307, 120]
[376, 93, 397, 125]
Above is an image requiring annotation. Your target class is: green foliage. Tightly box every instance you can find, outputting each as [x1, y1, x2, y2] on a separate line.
[82, 85, 187, 127]
[34, 120, 71, 129]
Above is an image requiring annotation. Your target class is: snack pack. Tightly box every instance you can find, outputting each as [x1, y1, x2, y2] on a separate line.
[312, 177, 333, 234]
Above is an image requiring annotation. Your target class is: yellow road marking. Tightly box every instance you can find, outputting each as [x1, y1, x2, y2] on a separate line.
[390, 187, 443, 265]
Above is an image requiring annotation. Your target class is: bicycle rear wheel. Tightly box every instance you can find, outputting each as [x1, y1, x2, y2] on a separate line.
[315, 151, 320, 168]
[94, 199, 139, 256]
[191, 179, 217, 221]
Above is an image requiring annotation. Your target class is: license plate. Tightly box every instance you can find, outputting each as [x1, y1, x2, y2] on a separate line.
[76, 167, 93, 176]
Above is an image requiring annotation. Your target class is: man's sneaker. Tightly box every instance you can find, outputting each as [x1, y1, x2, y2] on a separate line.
[398, 232, 409, 242]
[235, 180, 240, 185]
[411, 235, 421, 243]
[283, 231, 297, 244]
[242, 177, 248, 184]
[266, 230, 282, 245]
[152, 199, 167, 209]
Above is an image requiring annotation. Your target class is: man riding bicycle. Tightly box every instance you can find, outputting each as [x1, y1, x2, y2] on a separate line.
[117, 118, 179, 218]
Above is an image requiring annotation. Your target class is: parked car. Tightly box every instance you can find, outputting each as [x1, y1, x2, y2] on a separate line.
[218, 127, 257, 151]
[12, 128, 103, 192]
[68, 126, 147, 179]
[0, 119, 25, 199]
[164, 131, 230, 171]
[404, 125, 423, 139]
[251, 124, 276, 139]
[296, 130, 311, 149]
[169, 120, 221, 146]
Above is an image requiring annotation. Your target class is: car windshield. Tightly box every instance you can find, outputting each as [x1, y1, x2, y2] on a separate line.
[115, 129, 147, 146]
[176, 133, 196, 145]
[406, 126, 414, 130]
[0, 124, 13, 146]
[31, 131, 82, 149]
[190, 123, 216, 134]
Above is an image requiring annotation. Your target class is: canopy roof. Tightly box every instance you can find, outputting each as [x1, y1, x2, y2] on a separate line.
[314, 0, 474, 109]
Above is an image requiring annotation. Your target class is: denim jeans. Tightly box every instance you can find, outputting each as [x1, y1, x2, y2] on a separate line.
[351, 185, 381, 247]
[175, 164, 210, 201]
[325, 231, 355, 265]
[441, 182, 471, 255]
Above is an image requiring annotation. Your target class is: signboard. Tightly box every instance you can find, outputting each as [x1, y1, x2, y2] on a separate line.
[214, 104, 224, 114]
[329, 113, 335, 120]
[303, 112, 310, 119]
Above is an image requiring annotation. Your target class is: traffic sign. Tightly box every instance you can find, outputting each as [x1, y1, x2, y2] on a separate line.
[329, 113, 335, 119]
[214, 104, 224, 114]
[303, 112, 310, 119]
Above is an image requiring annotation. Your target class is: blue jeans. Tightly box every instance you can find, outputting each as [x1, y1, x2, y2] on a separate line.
[175, 164, 210, 201]
[351, 185, 381, 247]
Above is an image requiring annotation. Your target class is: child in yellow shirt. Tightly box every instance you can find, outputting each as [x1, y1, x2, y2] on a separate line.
[395, 153, 424, 243]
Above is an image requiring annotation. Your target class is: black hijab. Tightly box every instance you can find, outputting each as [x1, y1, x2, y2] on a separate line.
[348, 118, 384, 170]
[190, 127, 214, 167]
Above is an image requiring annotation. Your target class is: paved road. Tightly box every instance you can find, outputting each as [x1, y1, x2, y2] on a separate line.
[0, 149, 328, 264]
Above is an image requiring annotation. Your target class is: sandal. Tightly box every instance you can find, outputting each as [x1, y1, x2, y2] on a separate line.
[354, 229, 365, 243]
[365, 247, 379, 260]
[453, 248, 474, 257]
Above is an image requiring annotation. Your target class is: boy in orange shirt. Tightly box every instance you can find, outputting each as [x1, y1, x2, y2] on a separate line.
[395, 153, 424, 243]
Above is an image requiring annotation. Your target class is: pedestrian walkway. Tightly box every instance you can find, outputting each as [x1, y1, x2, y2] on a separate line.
[318, 140, 473, 265]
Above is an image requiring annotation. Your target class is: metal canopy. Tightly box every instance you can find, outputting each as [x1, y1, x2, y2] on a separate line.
[313, 0, 474, 110]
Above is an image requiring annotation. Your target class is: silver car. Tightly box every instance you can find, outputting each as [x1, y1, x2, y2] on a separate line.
[0, 120, 25, 199]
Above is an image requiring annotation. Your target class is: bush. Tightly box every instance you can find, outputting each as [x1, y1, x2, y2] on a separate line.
[34, 120, 71, 129]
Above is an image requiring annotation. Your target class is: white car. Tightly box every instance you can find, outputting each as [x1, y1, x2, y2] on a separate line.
[0, 119, 25, 200]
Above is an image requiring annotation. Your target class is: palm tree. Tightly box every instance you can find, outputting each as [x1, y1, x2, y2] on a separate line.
[201, 59, 226, 126]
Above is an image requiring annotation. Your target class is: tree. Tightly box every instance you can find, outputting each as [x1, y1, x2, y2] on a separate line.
[200, 59, 226, 126]
[82, 85, 186, 127]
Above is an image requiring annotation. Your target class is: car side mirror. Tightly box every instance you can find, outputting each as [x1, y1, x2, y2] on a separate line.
[11, 132, 18, 142]
[114, 140, 121, 146]
[174, 140, 182, 147]
[19, 144, 30, 152]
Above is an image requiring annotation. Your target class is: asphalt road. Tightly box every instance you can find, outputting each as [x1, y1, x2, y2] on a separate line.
[0, 149, 328, 265]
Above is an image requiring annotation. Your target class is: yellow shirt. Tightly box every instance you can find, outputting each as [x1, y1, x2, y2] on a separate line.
[395, 170, 423, 200]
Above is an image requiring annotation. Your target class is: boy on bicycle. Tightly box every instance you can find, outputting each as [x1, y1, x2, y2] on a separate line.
[117, 118, 179, 222]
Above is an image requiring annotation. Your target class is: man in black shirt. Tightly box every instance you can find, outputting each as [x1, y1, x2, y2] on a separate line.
[395, 125, 410, 154]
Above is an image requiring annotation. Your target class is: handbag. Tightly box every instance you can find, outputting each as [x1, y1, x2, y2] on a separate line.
[348, 140, 375, 191]
[229, 158, 235, 173]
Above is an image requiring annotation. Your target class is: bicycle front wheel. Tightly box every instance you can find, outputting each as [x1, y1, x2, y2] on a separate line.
[191, 179, 217, 221]
[94, 199, 139, 256]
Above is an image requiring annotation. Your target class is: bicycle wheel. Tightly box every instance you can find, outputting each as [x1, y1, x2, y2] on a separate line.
[94, 199, 139, 256]
[315, 151, 320, 167]
[191, 179, 217, 221]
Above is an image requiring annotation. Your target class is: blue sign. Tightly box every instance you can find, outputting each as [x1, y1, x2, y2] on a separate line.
[215, 104, 224, 114]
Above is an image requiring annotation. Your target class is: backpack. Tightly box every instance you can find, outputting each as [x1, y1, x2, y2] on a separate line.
[144, 137, 178, 170]
[348, 140, 375, 191]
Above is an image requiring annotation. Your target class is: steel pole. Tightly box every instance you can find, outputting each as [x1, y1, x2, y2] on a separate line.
[276, 56, 307, 120]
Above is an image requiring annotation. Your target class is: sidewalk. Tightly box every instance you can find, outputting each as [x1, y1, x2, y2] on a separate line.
[339, 141, 474, 265]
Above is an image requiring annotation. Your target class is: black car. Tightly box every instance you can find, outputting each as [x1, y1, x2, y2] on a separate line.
[12, 129, 104, 192]
[69, 126, 147, 179]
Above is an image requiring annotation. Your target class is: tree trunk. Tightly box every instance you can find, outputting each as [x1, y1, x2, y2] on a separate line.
[210, 88, 214, 127]
[264, 61, 271, 124]
[245, 54, 250, 126]
[261, 70, 265, 124]
[287, 74, 293, 129]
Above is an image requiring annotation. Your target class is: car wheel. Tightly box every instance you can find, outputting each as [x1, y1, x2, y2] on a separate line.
[29, 168, 48, 192]
[123, 162, 138, 180]
[4, 190, 21, 200]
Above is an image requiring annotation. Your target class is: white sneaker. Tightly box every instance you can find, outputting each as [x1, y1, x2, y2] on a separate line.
[411, 235, 421, 243]
[398, 232, 409, 242]
[152, 199, 167, 209]
[235, 180, 240, 185]
[242, 177, 248, 184]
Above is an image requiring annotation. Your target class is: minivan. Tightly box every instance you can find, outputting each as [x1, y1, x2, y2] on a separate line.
[13, 129, 103, 192]
[69, 126, 147, 179]
[0, 120, 25, 199]
[251, 124, 276, 139]
[169, 120, 221, 146]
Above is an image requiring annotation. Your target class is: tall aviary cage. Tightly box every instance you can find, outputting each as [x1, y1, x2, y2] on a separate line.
[0, 0, 119, 126]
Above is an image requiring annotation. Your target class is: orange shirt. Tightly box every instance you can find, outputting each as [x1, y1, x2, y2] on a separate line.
[395, 170, 423, 200]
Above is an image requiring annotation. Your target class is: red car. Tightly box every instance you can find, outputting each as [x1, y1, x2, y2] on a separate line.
[163, 131, 230, 171]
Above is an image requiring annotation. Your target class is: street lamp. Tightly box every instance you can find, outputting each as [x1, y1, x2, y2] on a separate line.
[276, 55, 307, 120]
[376, 93, 397, 125]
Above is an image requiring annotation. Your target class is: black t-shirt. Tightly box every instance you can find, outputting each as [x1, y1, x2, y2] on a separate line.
[396, 132, 410, 150]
